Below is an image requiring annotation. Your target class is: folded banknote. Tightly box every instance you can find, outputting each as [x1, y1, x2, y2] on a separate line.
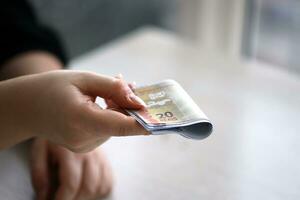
[127, 80, 213, 140]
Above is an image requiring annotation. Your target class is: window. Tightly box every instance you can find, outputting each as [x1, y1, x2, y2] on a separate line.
[242, 0, 300, 73]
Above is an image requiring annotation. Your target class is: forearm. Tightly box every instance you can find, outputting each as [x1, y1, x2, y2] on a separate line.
[0, 52, 64, 149]
[0, 51, 63, 80]
[0, 75, 38, 149]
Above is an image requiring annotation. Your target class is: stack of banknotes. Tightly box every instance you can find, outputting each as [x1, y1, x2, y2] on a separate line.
[127, 80, 213, 140]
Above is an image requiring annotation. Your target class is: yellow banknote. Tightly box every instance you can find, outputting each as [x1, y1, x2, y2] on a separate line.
[127, 80, 213, 140]
[131, 80, 205, 125]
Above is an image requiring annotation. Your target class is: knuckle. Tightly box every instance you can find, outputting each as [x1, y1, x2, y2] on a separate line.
[112, 79, 128, 95]
[99, 183, 113, 197]
[65, 181, 78, 193]
[113, 78, 124, 90]
[82, 183, 97, 196]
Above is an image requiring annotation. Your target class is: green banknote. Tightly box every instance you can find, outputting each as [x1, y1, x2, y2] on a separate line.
[127, 80, 213, 140]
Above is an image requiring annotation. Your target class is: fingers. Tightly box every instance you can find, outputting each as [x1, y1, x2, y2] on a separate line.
[105, 98, 128, 115]
[74, 72, 146, 109]
[86, 108, 150, 137]
[30, 139, 50, 200]
[76, 74, 149, 137]
[75, 149, 113, 200]
[75, 156, 101, 200]
[128, 81, 136, 90]
[50, 145, 113, 200]
[97, 152, 113, 197]
[73, 72, 149, 137]
[105, 80, 137, 114]
[54, 153, 82, 200]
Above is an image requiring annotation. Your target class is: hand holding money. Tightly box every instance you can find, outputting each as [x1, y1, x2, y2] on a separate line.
[0, 71, 149, 151]
[127, 80, 213, 140]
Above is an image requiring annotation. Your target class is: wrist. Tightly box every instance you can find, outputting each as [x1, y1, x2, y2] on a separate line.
[0, 76, 39, 149]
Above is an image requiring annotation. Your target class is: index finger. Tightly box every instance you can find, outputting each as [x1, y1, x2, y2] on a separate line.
[73, 72, 146, 109]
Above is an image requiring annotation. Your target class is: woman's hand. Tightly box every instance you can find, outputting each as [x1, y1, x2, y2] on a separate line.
[0, 70, 148, 151]
[31, 138, 113, 200]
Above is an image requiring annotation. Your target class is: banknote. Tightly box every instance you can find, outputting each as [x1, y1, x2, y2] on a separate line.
[127, 80, 213, 140]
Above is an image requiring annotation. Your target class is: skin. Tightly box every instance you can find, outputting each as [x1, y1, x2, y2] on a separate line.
[0, 51, 148, 199]
[31, 138, 113, 200]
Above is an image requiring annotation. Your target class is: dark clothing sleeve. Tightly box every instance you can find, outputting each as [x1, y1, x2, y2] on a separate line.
[0, 0, 67, 67]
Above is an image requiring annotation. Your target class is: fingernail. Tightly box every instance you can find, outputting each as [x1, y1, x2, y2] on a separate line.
[116, 73, 123, 79]
[129, 94, 147, 107]
[129, 82, 136, 90]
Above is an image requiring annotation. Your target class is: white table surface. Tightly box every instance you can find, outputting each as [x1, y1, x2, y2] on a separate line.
[1, 27, 300, 200]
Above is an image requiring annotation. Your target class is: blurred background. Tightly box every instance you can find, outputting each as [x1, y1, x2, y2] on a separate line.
[31, 0, 300, 73]
[30, 0, 300, 72]
[1, 1, 298, 199]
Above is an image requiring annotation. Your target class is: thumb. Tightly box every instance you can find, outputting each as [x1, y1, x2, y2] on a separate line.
[74, 72, 146, 109]
[86, 108, 150, 137]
